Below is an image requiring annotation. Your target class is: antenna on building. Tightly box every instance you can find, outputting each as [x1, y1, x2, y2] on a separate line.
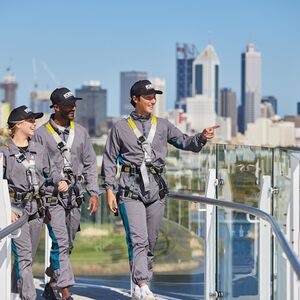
[5, 57, 13, 74]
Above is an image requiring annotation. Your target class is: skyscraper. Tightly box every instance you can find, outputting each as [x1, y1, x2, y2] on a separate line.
[220, 88, 237, 137]
[298, 102, 300, 115]
[0, 74, 18, 109]
[193, 43, 220, 113]
[239, 43, 261, 133]
[30, 90, 52, 114]
[186, 43, 219, 131]
[175, 43, 197, 111]
[149, 77, 166, 117]
[261, 96, 278, 115]
[75, 81, 107, 137]
[120, 71, 147, 116]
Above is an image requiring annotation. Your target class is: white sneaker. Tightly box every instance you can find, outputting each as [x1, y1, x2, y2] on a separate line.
[140, 285, 155, 300]
[132, 285, 141, 300]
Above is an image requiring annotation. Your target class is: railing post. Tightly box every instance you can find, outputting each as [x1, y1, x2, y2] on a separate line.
[0, 153, 11, 300]
[217, 169, 233, 299]
[44, 227, 51, 283]
[258, 175, 271, 300]
[205, 169, 217, 299]
[286, 154, 300, 300]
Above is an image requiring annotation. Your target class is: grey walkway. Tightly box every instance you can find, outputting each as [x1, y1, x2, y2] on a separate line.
[35, 277, 185, 300]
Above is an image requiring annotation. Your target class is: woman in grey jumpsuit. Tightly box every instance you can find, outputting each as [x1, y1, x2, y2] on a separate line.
[0, 105, 68, 300]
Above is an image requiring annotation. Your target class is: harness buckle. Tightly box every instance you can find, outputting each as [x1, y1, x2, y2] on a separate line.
[138, 136, 146, 144]
[77, 175, 85, 184]
[16, 153, 26, 163]
[123, 166, 131, 173]
[57, 141, 66, 151]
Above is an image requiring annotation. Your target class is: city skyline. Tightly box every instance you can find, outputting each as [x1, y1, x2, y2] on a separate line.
[1, 1, 299, 117]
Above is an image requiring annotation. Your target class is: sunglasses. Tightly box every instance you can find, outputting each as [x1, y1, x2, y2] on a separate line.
[141, 94, 156, 101]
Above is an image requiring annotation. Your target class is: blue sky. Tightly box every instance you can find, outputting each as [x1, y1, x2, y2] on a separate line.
[1, 0, 299, 116]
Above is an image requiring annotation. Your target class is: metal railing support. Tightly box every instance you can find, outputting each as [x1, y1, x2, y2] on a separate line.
[258, 175, 272, 300]
[0, 152, 11, 300]
[287, 154, 300, 300]
[204, 169, 217, 300]
[0, 176, 12, 300]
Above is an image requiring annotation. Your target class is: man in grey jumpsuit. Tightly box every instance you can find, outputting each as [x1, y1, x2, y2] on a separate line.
[33, 87, 99, 300]
[102, 80, 218, 300]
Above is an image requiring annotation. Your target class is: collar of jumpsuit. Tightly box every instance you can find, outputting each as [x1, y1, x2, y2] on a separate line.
[131, 111, 152, 121]
[8, 138, 37, 156]
[50, 114, 70, 135]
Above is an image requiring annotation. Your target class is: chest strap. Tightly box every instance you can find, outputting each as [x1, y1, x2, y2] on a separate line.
[127, 115, 157, 191]
[14, 152, 39, 195]
[45, 120, 75, 175]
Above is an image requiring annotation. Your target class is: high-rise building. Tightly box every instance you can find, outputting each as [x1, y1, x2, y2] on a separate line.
[30, 90, 52, 114]
[30, 90, 52, 127]
[175, 43, 197, 111]
[220, 88, 237, 137]
[120, 71, 147, 116]
[297, 102, 300, 115]
[260, 102, 275, 118]
[0, 74, 18, 109]
[186, 43, 219, 131]
[245, 118, 295, 147]
[261, 96, 278, 115]
[75, 81, 107, 137]
[193, 43, 220, 113]
[186, 95, 216, 131]
[149, 77, 166, 117]
[239, 43, 261, 133]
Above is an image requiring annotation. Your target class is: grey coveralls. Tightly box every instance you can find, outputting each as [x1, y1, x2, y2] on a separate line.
[0, 139, 63, 300]
[33, 116, 99, 288]
[102, 112, 207, 285]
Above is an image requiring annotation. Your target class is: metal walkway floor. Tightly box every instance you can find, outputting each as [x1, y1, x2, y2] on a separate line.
[35, 276, 203, 300]
[35, 278, 183, 300]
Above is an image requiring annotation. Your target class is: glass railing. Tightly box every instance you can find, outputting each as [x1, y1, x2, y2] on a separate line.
[167, 192, 300, 300]
[30, 143, 300, 300]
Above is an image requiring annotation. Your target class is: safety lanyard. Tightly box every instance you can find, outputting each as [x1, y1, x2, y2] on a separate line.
[127, 115, 157, 191]
[45, 120, 75, 174]
[15, 152, 39, 194]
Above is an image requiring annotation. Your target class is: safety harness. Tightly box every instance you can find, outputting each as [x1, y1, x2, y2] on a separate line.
[127, 115, 156, 191]
[121, 115, 168, 199]
[45, 120, 84, 208]
[11, 151, 45, 221]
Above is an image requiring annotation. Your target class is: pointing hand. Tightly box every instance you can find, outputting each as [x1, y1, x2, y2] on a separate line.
[200, 125, 220, 140]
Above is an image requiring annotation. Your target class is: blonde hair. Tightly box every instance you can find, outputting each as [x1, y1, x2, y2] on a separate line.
[0, 127, 10, 138]
[7, 124, 17, 138]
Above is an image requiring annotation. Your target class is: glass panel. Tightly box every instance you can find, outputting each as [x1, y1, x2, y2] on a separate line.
[156, 198, 205, 299]
[273, 148, 291, 232]
[216, 144, 273, 299]
[158, 144, 216, 299]
[166, 143, 216, 194]
[273, 239, 287, 300]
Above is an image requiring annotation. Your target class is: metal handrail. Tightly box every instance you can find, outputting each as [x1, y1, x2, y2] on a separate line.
[0, 206, 28, 240]
[168, 192, 300, 280]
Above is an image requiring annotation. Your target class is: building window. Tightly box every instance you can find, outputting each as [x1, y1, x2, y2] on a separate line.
[195, 65, 203, 95]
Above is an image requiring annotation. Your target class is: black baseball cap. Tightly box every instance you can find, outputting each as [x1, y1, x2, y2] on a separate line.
[50, 87, 82, 108]
[130, 80, 163, 98]
[7, 105, 43, 128]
